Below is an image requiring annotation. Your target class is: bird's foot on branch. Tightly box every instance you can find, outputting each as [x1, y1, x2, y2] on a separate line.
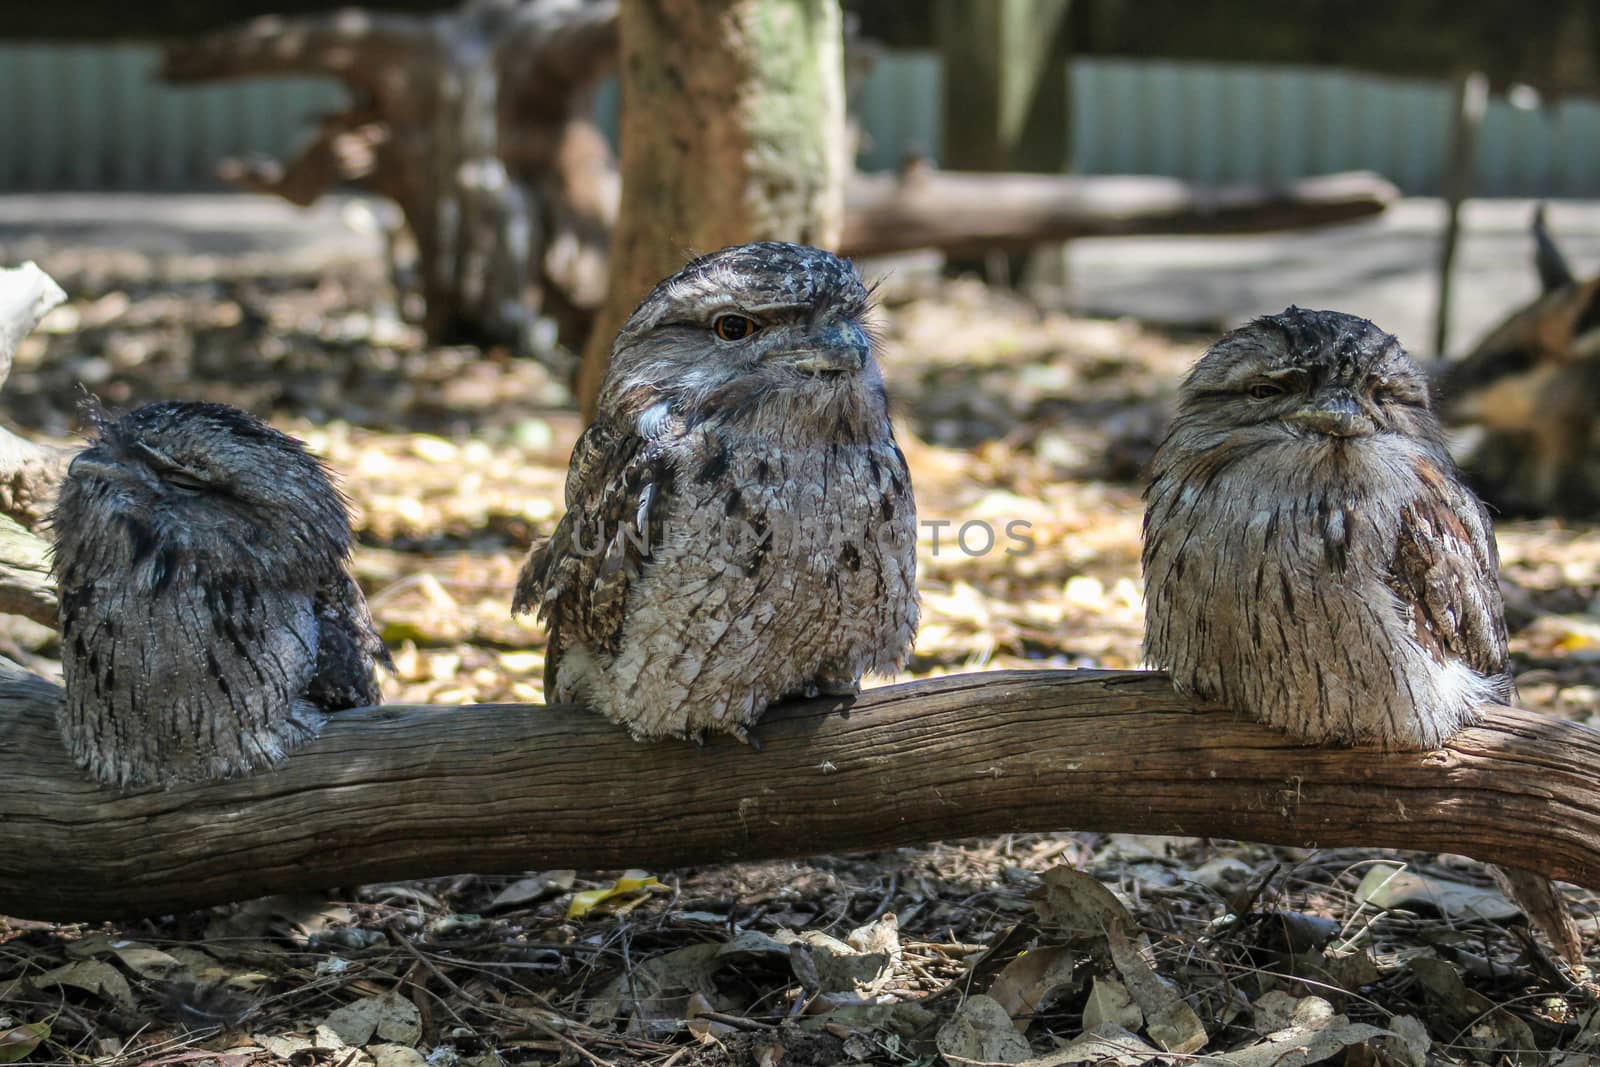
[788, 677, 860, 720]
[797, 677, 860, 699]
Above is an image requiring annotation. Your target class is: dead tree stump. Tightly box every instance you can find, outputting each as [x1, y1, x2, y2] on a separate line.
[162, 0, 620, 365]
[1439, 205, 1600, 518]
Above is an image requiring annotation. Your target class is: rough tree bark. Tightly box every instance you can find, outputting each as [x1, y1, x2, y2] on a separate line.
[574, 0, 848, 419]
[2, 660, 1598, 921]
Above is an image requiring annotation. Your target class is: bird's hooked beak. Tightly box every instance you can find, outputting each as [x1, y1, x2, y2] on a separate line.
[769, 320, 870, 375]
[1285, 390, 1376, 438]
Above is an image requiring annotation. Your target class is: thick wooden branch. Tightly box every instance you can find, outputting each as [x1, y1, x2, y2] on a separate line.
[1, 664, 1595, 922]
[838, 169, 1400, 259]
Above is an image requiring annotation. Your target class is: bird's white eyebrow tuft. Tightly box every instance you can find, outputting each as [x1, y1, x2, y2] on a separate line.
[637, 402, 673, 439]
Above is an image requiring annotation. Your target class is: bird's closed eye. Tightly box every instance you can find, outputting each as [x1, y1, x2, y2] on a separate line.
[164, 469, 209, 492]
[712, 314, 761, 341]
[1246, 381, 1287, 399]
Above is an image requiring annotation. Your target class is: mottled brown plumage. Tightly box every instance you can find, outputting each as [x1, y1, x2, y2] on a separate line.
[1142, 307, 1511, 748]
[1141, 308, 1585, 959]
[51, 401, 390, 789]
[515, 242, 918, 741]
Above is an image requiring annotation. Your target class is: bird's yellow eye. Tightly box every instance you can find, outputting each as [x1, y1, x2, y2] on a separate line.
[712, 314, 760, 341]
[1248, 381, 1286, 399]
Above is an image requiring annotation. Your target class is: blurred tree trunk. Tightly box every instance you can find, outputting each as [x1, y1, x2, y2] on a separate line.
[937, 0, 1074, 284]
[575, 0, 848, 421]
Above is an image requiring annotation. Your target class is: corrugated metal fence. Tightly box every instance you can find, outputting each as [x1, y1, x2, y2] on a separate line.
[2, 44, 1597, 195]
[859, 55, 1600, 196]
[0, 44, 344, 191]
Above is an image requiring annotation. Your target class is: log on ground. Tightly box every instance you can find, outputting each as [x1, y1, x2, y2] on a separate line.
[1, 664, 1596, 921]
[839, 169, 1400, 259]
